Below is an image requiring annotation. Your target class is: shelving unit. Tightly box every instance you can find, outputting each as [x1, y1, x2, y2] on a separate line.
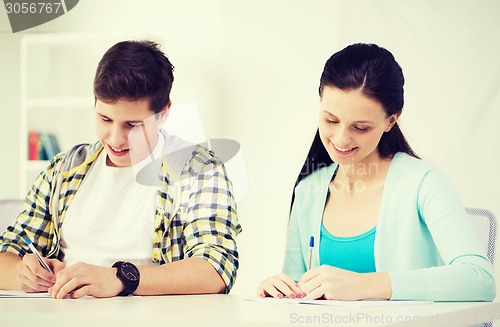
[18, 34, 117, 196]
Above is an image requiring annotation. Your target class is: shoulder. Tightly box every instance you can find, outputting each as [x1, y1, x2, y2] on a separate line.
[391, 152, 435, 171]
[187, 145, 224, 177]
[389, 152, 441, 182]
[387, 152, 457, 200]
[160, 131, 223, 178]
[190, 145, 221, 165]
[48, 142, 102, 173]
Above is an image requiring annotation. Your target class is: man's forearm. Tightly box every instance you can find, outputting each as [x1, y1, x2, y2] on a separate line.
[135, 257, 226, 295]
[0, 252, 22, 290]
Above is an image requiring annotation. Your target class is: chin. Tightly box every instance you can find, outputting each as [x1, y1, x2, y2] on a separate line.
[332, 155, 359, 166]
[106, 155, 132, 168]
[326, 148, 359, 164]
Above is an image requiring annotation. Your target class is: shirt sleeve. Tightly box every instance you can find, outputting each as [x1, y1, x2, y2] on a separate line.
[182, 151, 242, 293]
[282, 184, 307, 281]
[0, 158, 59, 258]
[389, 168, 496, 301]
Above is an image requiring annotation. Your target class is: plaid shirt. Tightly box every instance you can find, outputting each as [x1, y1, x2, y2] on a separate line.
[0, 132, 242, 292]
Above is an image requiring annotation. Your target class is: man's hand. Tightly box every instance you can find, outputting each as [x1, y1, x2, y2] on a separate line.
[15, 254, 65, 293]
[49, 262, 124, 299]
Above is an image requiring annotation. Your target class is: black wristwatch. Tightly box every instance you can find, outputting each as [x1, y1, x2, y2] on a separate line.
[112, 261, 140, 296]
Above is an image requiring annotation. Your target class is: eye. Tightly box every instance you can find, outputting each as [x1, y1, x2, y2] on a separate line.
[353, 126, 369, 132]
[128, 122, 143, 128]
[325, 118, 338, 124]
[101, 116, 111, 122]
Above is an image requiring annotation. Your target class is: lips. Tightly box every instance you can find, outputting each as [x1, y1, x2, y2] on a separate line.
[333, 144, 354, 152]
[107, 144, 130, 157]
[331, 141, 357, 156]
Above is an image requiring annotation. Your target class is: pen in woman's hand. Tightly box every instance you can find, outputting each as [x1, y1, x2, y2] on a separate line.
[308, 236, 314, 270]
[23, 236, 54, 274]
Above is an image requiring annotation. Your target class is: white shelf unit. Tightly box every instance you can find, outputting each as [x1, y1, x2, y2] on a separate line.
[19, 34, 118, 197]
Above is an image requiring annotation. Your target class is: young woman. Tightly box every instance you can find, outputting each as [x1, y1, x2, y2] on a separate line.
[257, 43, 495, 301]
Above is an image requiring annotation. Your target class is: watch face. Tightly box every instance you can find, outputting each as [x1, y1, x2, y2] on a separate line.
[121, 262, 139, 281]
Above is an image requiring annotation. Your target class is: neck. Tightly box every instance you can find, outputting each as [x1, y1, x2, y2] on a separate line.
[335, 152, 391, 187]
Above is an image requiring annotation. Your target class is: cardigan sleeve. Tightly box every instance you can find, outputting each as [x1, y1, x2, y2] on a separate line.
[389, 168, 496, 301]
[282, 184, 308, 281]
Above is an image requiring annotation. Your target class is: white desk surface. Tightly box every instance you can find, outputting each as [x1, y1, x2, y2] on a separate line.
[0, 294, 499, 327]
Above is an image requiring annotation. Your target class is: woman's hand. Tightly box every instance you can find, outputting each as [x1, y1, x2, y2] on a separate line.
[298, 265, 392, 300]
[15, 254, 65, 293]
[49, 262, 124, 299]
[257, 273, 305, 299]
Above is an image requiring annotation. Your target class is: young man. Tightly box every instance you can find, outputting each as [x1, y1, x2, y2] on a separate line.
[0, 41, 241, 299]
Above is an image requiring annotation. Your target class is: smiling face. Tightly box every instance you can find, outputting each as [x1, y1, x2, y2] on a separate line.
[318, 86, 398, 167]
[95, 98, 168, 168]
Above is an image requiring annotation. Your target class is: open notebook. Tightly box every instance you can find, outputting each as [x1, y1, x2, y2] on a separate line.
[0, 290, 52, 298]
[243, 296, 433, 307]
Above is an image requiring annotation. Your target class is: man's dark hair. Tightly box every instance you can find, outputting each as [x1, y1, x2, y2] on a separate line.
[93, 40, 174, 114]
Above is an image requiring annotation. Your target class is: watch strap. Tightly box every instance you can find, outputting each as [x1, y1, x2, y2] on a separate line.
[112, 261, 140, 296]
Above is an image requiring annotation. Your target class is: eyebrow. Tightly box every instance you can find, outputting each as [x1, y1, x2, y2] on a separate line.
[97, 113, 144, 124]
[322, 111, 375, 124]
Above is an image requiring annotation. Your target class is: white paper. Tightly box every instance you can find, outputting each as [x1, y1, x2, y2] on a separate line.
[243, 297, 433, 307]
[0, 290, 52, 298]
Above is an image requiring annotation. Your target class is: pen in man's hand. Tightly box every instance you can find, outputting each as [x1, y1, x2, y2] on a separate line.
[23, 236, 54, 274]
[308, 236, 314, 270]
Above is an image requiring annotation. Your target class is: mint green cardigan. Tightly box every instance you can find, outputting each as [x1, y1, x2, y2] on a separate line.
[283, 152, 496, 301]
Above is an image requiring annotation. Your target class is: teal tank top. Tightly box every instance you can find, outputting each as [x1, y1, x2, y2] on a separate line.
[319, 224, 376, 273]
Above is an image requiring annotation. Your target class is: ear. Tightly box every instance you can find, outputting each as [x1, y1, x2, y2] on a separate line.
[156, 102, 172, 124]
[385, 112, 401, 132]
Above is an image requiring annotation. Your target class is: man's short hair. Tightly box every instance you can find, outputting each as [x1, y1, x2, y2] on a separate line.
[93, 40, 174, 114]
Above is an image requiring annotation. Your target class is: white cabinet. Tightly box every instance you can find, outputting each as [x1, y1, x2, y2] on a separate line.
[19, 34, 117, 196]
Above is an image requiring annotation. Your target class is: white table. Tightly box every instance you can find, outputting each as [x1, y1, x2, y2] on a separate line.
[0, 294, 499, 327]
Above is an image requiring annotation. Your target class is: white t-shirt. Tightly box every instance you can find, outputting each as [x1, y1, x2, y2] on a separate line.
[60, 133, 165, 267]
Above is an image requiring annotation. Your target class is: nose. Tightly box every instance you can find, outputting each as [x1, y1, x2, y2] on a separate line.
[333, 125, 352, 147]
[108, 124, 127, 147]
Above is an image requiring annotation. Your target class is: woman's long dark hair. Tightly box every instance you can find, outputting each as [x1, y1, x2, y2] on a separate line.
[290, 43, 419, 213]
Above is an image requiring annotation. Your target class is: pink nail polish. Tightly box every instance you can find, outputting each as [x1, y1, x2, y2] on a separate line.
[290, 293, 296, 299]
[259, 293, 265, 298]
[297, 293, 304, 299]
[277, 293, 283, 299]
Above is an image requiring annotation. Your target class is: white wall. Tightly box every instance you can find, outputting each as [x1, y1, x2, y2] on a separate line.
[0, 35, 21, 199]
[1, 0, 499, 299]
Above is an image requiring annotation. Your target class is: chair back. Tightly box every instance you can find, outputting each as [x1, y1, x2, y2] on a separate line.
[466, 207, 497, 264]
